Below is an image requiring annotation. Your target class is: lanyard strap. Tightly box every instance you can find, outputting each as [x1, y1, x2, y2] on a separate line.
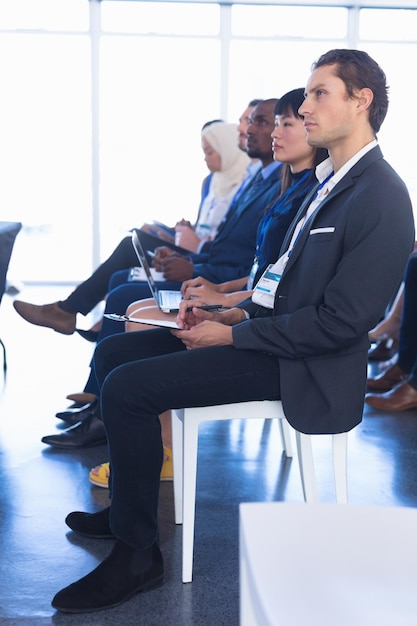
[255, 170, 312, 256]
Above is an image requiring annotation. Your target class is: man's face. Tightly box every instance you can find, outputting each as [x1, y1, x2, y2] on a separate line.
[246, 101, 276, 162]
[299, 64, 358, 152]
[237, 105, 254, 152]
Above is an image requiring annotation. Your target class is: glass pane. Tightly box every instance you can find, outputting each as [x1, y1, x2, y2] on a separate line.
[0, 0, 89, 31]
[99, 35, 221, 257]
[0, 34, 92, 282]
[227, 40, 344, 122]
[361, 42, 417, 223]
[102, 1, 220, 35]
[360, 9, 417, 41]
[232, 5, 348, 39]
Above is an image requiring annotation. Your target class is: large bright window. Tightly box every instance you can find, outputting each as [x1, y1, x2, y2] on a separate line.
[98, 34, 221, 257]
[2, 0, 417, 283]
[0, 33, 91, 282]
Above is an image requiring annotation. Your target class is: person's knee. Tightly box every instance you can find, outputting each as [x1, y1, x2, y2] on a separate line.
[108, 269, 130, 291]
[101, 362, 148, 422]
[101, 367, 124, 405]
[126, 298, 155, 317]
[93, 334, 119, 385]
[406, 253, 417, 279]
[105, 283, 152, 314]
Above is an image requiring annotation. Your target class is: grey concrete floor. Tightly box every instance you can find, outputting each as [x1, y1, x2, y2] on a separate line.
[1, 286, 417, 625]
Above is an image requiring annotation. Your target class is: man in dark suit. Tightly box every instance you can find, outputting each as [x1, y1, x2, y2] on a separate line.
[52, 50, 415, 613]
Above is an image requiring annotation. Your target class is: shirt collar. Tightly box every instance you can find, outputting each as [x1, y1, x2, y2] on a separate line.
[315, 138, 378, 192]
[259, 160, 280, 180]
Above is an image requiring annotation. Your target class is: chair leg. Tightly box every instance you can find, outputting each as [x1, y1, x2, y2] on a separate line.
[0, 338, 6, 376]
[296, 431, 348, 504]
[278, 418, 293, 458]
[172, 409, 184, 525]
[181, 412, 200, 583]
[332, 432, 348, 504]
[295, 432, 319, 503]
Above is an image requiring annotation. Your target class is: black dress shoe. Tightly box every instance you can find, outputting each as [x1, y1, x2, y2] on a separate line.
[52, 539, 164, 613]
[65, 507, 114, 539]
[76, 328, 100, 343]
[56, 399, 98, 425]
[368, 338, 397, 362]
[41, 413, 107, 449]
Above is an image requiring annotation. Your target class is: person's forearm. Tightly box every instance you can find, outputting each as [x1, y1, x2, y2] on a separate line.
[217, 307, 248, 326]
[217, 276, 248, 294]
[219, 290, 253, 308]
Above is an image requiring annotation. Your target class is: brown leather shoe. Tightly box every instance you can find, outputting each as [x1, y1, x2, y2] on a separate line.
[13, 300, 76, 335]
[365, 382, 417, 412]
[66, 392, 98, 404]
[366, 363, 408, 391]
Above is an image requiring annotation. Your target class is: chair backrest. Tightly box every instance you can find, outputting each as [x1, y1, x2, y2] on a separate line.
[0, 221, 22, 305]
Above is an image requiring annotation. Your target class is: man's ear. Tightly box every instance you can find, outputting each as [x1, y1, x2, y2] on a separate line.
[356, 87, 374, 112]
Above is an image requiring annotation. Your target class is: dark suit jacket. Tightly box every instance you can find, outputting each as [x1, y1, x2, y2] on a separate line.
[233, 146, 415, 434]
[189, 164, 282, 283]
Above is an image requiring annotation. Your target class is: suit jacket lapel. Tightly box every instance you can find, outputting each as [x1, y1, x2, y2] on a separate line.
[216, 168, 280, 242]
[283, 176, 352, 271]
[278, 183, 320, 255]
[280, 145, 384, 271]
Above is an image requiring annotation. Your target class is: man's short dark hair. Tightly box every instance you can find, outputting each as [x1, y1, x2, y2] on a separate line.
[312, 49, 389, 134]
[248, 99, 263, 108]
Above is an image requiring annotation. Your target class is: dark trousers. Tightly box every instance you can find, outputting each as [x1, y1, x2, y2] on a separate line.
[398, 254, 417, 387]
[62, 236, 138, 315]
[94, 328, 281, 549]
[83, 279, 182, 396]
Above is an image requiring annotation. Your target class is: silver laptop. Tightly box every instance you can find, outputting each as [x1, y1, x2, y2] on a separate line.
[131, 230, 183, 313]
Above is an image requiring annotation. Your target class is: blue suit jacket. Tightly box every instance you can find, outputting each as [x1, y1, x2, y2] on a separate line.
[234, 146, 415, 434]
[190, 164, 282, 283]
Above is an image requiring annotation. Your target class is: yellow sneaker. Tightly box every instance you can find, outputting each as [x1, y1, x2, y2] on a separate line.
[89, 461, 110, 488]
[160, 447, 173, 481]
[89, 447, 173, 488]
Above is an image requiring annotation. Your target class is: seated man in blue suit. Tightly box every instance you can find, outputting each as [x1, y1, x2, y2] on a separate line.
[52, 49, 415, 614]
[89, 100, 281, 340]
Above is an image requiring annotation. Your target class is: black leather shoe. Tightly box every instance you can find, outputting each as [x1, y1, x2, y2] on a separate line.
[52, 539, 164, 613]
[368, 338, 398, 362]
[42, 413, 107, 449]
[65, 507, 114, 539]
[76, 328, 100, 342]
[56, 399, 98, 425]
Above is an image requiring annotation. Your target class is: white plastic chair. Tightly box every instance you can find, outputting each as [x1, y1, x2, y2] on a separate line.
[172, 400, 348, 583]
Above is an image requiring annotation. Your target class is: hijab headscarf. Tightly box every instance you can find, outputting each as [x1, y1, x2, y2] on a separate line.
[201, 122, 251, 198]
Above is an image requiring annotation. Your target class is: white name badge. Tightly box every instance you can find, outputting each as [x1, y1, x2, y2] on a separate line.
[252, 257, 285, 309]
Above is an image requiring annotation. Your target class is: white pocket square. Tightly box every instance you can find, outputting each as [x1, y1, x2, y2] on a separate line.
[309, 227, 335, 235]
